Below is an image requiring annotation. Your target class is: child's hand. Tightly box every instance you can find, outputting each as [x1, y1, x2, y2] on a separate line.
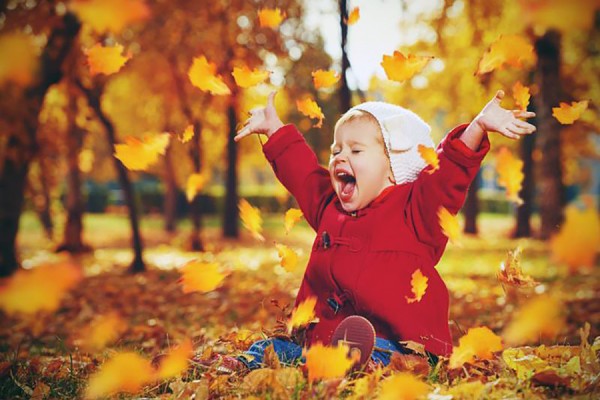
[234, 91, 284, 142]
[473, 90, 536, 139]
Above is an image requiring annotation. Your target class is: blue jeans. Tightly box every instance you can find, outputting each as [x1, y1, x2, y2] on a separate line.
[239, 337, 412, 370]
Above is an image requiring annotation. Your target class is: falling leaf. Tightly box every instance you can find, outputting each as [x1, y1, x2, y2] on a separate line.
[179, 261, 228, 293]
[70, 0, 150, 34]
[85, 352, 154, 399]
[513, 81, 531, 111]
[287, 296, 318, 333]
[312, 69, 340, 90]
[239, 199, 265, 241]
[405, 269, 428, 304]
[179, 124, 194, 143]
[156, 339, 193, 380]
[284, 208, 304, 234]
[417, 145, 439, 174]
[476, 34, 536, 75]
[258, 8, 285, 28]
[0, 32, 38, 86]
[232, 66, 270, 88]
[552, 100, 589, 124]
[79, 313, 127, 352]
[346, 7, 360, 25]
[85, 43, 131, 76]
[188, 56, 231, 95]
[495, 147, 524, 205]
[449, 327, 503, 369]
[437, 206, 461, 244]
[376, 372, 430, 400]
[497, 247, 539, 287]
[275, 243, 299, 272]
[503, 294, 565, 346]
[186, 173, 207, 202]
[114, 133, 170, 171]
[78, 149, 94, 173]
[0, 262, 82, 315]
[304, 342, 354, 382]
[296, 97, 324, 128]
[380, 51, 433, 83]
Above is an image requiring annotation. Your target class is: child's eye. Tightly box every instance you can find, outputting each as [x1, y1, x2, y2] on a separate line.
[331, 150, 340, 156]
[352, 150, 362, 154]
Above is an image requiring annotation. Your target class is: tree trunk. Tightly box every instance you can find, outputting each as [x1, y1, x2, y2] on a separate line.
[339, 0, 351, 113]
[37, 160, 54, 240]
[0, 13, 80, 277]
[163, 143, 177, 233]
[189, 121, 204, 250]
[534, 30, 564, 240]
[513, 101, 537, 238]
[463, 171, 480, 235]
[223, 95, 239, 238]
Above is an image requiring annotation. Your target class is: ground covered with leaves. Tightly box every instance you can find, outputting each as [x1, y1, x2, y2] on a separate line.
[1, 213, 599, 399]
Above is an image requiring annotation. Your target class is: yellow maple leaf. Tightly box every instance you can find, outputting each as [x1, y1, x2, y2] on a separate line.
[232, 66, 270, 88]
[284, 208, 304, 234]
[70, 0, 150, 34]
[377, 372, 430, 400]
[239, 198, 265, 241]
[0, 32, 38, 87]
[186, 173, 207, 202]
[495, 147, 524, 205]
[188, 56, 231, 95]
[346, 7, 360, 25]
[296, 97, 324, 128]
[114, 133, 170, 171]
[417, 145, 439, 174]
[275, 243, 299, 272]
[550, 200, 600, 272]
[258, 8, 285, 28]
[85, 43, 131, 76]
[405, 269, 428, 304]
[512, 81, 531, 111]
[79, 313, 127, 352]
[287, 296, 318, 333]
[179, 124, 194, 143]
[304, 342, 354, 382]
[449, 327, 503, 369]
[0, 262, 82, 315]
[552, 100, 589, 124]
[437, 206, 461, 244]
[179, 261, 228, 293]
[312, 69, 340, 90]
[476, 34, 536, 75]
[380, 51, 433, 83]
[85, 352, 154, 399]
[156, 338, 193, 380]
[503, 294, 565, 346]
[497, 247, 539, 288]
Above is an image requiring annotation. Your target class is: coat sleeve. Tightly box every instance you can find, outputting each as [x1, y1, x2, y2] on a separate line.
[406, 124, 490, 255]
[262, 124, 335, 231]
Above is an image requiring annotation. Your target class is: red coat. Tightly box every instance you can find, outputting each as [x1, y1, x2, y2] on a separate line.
[262, 123, 489, 356]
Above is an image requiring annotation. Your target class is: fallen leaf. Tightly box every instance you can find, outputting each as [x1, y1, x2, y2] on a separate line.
[258, 8, 285, 29]
[296, 97, 324, 128]
[381, 51, 433, 83]
[114, 133, 170, 171]
[85, 43, 131, 76]
[239, 199, 265, 241]
[552, 100, 589, 124]
[304, 342, 354, 382]
[376, 372, 430, 400]
[284, 208, 304, 234]
[179, 261, 228, 293]
[417, 145, 439, 174]
[275, 243, 299, 272]
[405, 269, 428, 304]
[388, 353, 431, 377]
[512, 81, 531, 111]
[312, 69, 340, 90]
[85, 352, 154, 399]
[495, 147, 524, 205]
[232, 66, 270, 88]
[449, 327, 503, 369]
[188, 56, 231, 95]
[476, 34, 536, 75]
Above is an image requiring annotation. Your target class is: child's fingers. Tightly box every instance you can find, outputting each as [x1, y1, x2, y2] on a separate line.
[500, 126, 520, 140]
[512, 110, 536, 119]
[267, 91, 277, 109]
[493, 90, 505, 103]
[512, 119, 536, 133]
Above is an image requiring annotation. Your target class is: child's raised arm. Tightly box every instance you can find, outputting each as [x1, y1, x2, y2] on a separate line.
[234, 91, 283, 142]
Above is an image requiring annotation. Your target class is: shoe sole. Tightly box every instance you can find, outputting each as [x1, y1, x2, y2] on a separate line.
[330, 315, 376, 367]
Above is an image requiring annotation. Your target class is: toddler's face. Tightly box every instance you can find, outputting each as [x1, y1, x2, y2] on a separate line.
[328, 118, 395, 212]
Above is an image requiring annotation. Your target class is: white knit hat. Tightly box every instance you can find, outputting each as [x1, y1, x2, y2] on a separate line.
[348, 101, 434, 185]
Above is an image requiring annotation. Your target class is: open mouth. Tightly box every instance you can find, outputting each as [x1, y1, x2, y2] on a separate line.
[335, 171, 356, 202]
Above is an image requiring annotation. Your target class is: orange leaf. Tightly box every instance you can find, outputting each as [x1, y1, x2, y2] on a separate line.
[377, 372, 430, 400]
[502, 294, 565, 346]
[156, 339, 193, 380]
[380, 51, 433, 83]
[449, 327, 503, 369]
[497, 247, 539, 288]
[85, 43, 131, 76]
[85, 352, 154, 398]
[437, 206, 461, 244]
[114, 133, 170, 171]
[296, 97, 324, 128]
[417, 145, 439, 174]
[304, 342, 354, 382]
[495, 147, 524, 205]
[346, 7, 360, 25]
[179, 261, 228, 293]
[179, 124, 194, 143]
[275, 243, 299, 272]
[186, 173, 207, 202]
[405, 269, 428, 304]
[258, 8, 285, 29]
[0, 262, 81, 315]
[70, 0, 150, 34]
[239, 199, 264, 241]
[284, 208, 304, 234]
[512, 81, 531, 111]
[287, 296, 318, 333]
[0, 32, 38, 87]
[79, 313, 127, 352]
[476, 34, 535, 75]
[188, 56, 231, 95]
[232, 66, 270, 88]
[552, 100, 589, 124]
[312, 69, 340, 90]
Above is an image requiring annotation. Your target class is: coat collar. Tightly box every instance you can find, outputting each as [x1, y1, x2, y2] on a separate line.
[335, 184, 398, 217]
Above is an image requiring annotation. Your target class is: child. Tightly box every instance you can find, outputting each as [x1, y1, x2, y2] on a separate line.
[226, 90, 535, 372]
